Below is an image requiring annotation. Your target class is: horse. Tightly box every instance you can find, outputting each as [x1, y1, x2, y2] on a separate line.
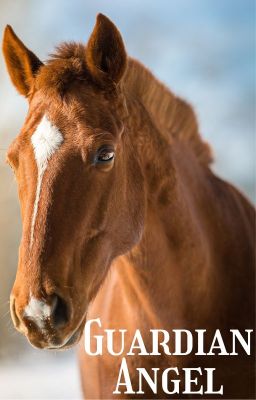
[2, 13, 255, 399]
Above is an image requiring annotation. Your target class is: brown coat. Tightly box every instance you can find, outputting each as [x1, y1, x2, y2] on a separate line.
[2, 13, 255, 399]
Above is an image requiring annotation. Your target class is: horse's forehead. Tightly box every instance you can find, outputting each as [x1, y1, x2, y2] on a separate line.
[31, 114, 64, 171]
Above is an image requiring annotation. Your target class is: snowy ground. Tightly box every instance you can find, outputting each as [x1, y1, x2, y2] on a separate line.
[0, 349, 82, 400]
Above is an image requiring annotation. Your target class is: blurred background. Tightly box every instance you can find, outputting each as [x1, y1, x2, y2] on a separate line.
[0, 0, 255, 398]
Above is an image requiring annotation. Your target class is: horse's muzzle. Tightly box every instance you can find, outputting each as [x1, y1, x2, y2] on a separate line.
[9, 292, 82, 349]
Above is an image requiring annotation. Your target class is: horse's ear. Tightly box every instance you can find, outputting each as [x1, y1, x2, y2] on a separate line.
[2, 25, 43, 97]
[86, 14, 127, 85]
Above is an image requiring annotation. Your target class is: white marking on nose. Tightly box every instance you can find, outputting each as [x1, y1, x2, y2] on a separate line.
[30, 115, 64, 247]
[24, 296, 56, 329]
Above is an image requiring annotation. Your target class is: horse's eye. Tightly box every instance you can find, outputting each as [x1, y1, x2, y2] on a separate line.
[95, 147, 115, 164]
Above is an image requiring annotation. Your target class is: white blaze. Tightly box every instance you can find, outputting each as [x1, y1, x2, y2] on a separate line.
[30, 115, 64, 247]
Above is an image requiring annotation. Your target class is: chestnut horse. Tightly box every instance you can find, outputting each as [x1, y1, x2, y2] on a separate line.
[3, 14, 255, 399]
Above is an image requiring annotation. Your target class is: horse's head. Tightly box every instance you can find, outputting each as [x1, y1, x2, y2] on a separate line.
[3, 14, 145, 349]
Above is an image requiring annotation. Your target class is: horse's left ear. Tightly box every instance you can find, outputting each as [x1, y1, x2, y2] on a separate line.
[86, 14, 127, 85]
[2, 25, 43, 97]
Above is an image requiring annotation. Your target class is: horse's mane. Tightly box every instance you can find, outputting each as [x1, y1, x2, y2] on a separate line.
[124, 58, 212, 165]
[38, 43, 212, 166]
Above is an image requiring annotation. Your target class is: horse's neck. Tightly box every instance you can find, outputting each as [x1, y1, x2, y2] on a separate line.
[117, 97, 214, 330]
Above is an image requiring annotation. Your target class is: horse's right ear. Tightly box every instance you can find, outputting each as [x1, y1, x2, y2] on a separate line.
[2, 25, 43, 97]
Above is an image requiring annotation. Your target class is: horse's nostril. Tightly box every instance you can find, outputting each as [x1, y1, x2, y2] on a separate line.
[51, 295, 69, 328]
